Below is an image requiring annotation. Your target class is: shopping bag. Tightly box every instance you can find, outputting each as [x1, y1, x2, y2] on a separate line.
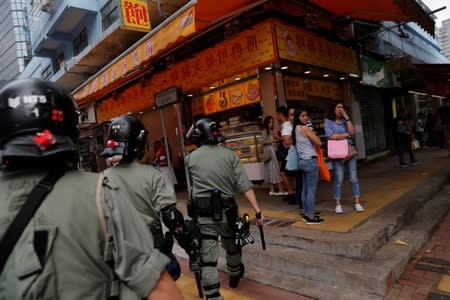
[260, 150, 272, 162]
[316, 147, 330, 182]
[411, 139, 420, 151]
[286, 145, 299, 171]
[327, 139, 348, 159]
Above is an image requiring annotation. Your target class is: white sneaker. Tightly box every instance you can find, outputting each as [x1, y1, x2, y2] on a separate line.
[278, 191, 288, 196]
[335, 205, 343, 214]
[354, 203, 364, 212]
[269, 191, 279, 196]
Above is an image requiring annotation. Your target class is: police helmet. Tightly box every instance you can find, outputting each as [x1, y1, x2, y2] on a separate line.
[186, 118, 225, 146]
[0, 79, 79, 161]
[101, 115, 147, 160]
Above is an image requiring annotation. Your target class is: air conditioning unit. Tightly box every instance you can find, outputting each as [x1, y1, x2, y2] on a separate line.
[41, 0, 54, 12]
[79, 103, 97, 127]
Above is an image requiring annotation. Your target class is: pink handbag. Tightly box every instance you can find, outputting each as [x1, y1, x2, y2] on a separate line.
[327, 139, 349, 159]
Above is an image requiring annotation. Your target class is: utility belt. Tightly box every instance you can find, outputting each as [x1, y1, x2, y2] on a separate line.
[191, 189, 237, 223]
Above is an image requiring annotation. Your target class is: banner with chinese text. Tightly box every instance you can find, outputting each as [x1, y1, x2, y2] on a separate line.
[75, 6, 196, 101]
[275, 23, 359, 75]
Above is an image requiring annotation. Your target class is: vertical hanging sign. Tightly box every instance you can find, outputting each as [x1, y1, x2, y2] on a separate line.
[119, 0, 151, 32]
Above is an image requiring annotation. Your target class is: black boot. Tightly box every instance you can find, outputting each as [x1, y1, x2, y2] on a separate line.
[229, 263, 245, 288]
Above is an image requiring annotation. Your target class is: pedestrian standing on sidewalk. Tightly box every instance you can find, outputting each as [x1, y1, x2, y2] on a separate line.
[415, 112, 425, 147]
[261, 115, 285, 196]
[324, 101, 364, 214]
[101, 115, 184, 281]
[393, 108, 418, 167]
[289, 107, 304, 208]
[292, 108, 323, 224]
[275, 106, 296, 203]
[0, 79, 182, 300]
[186, 118, 264, 300]
[436, 95, 450, 156]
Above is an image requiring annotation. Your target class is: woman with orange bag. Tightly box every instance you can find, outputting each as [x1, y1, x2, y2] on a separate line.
[292, 107, 323, 224]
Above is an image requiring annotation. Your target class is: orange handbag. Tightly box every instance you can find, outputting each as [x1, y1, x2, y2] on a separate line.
[316, 147, 331, 182]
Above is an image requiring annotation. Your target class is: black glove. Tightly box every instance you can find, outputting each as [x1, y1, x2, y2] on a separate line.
[234, 213, 254, 247]
[174, 219, 202, 258]
[160, 231, 174, 255]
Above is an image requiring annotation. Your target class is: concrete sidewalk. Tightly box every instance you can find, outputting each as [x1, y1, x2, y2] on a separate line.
[174, 148, 450, 299]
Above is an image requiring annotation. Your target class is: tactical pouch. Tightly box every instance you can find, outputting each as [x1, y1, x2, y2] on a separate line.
[195, 197, 211, 216]
[210, 189, 223, 221]
[225, 206, 238, 229]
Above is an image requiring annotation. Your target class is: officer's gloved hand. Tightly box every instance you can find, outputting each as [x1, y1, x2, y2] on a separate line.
[189, 255, 201, 272]
[234, 213, 254, 247]
[161, 231, 174, 255]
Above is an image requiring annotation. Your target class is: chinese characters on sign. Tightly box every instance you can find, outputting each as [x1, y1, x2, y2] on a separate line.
[275, 22, 360, 75]
[120, 0, 150, 32]
[96, 22, 272, 122]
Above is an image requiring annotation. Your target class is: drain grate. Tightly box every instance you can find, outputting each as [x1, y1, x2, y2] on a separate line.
[415, 257, 450, 275]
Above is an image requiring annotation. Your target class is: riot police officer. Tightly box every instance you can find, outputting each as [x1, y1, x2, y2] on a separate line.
[0, 79, 183, 300]
[101, 115, 183, 280]
[186, 118, 264, 300]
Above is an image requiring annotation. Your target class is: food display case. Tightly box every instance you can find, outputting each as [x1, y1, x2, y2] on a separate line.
[222, 129, 265, 182]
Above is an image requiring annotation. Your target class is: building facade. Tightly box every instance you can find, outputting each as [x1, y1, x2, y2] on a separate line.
[0, 0, 32, 84]
[439, 18, 450, 60]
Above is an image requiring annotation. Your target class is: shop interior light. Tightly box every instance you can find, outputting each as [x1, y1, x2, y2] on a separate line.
[234, 77, 241, 81]
[304, 70, 311, 74]
[138, 111, 144, 114]
[264, 66, 272, 70]
[126, 112, 132, 115]
[323, 74, 329, 77]
[209, 86, 215, 89]
[349, 73, 359, 78]
[431, 95, 444, 99]
[339, 76, 346, 80]
[408, 91, 427, 96]
[281, 66, 288, 70]
[187, 94, 193, 97]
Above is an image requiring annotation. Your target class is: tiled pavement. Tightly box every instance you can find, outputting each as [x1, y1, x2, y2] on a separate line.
[386, 212, 450, 300]
[176, 258, 312, 300]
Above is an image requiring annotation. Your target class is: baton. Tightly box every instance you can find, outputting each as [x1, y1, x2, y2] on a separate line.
[194, 270, 204, 298]
[255, 211, 266, 250]
[258, 225, 266, 250]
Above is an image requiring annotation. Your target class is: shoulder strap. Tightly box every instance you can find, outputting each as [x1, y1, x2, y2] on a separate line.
[95, 172, 109, 241]
[0, 168, 66, 274]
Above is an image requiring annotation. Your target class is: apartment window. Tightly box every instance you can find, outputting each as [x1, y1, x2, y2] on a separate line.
[73, 28, 88, 56]
[41, 64, 52, 80]
[55, 52, 65, 71]
[101, 0, 119, 31]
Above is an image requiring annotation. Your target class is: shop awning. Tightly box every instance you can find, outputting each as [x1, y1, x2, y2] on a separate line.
[73, 0, 261, 105]
[307, 0, 435, 36]
[412, 64, 450, 96]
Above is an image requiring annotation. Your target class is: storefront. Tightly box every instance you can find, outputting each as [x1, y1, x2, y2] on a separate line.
[74, 18, 362, 182]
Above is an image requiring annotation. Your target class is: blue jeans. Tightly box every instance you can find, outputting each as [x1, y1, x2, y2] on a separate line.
[331, 157, 360, 200]
[298, 159, 319, 218]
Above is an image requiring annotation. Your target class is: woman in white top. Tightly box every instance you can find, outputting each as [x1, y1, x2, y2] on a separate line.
[292, 107, 323, 224]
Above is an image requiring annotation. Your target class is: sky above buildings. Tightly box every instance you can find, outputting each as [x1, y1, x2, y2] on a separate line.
[422, 0, 450, 27]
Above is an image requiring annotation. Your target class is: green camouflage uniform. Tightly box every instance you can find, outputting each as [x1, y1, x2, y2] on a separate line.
[0, 168, 169, 300]
[187, 145, 252, 300]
